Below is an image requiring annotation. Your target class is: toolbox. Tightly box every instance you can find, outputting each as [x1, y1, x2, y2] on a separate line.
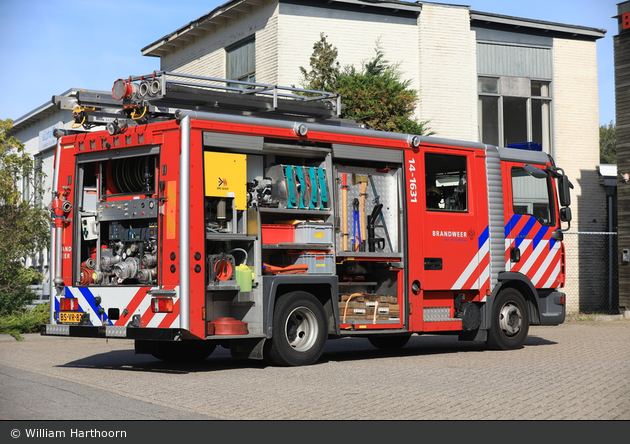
[271, 251, 334, 274]
[294, 222, 333, 244]
[261, 224, 295, 244]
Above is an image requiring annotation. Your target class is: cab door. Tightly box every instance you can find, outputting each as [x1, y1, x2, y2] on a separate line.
[504, 162, 563, 289]
[421, 148, 483, 291]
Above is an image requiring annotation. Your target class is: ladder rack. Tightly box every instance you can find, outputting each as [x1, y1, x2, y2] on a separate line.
[53, 71, 342, 130]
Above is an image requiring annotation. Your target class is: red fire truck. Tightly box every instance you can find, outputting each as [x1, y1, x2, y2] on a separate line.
[42, 72, 572, 366]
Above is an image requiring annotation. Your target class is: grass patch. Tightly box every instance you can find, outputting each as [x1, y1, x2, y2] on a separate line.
[0, 303, 49, 340]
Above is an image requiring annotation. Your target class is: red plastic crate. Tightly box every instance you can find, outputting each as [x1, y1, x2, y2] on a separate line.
[262, 224, 294, 244]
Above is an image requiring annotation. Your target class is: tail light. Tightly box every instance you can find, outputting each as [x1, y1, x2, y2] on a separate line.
[152, 297, 173, 313]
[59, 298, 79, 311]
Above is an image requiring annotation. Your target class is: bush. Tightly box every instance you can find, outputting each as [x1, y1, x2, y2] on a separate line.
[0, 303, 49, 341]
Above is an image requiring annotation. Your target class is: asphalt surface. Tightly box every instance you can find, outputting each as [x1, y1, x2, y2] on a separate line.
[1, 319, 629, 421]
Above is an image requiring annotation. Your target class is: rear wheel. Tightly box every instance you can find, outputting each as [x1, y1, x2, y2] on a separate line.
[267, 291, 328, 366]
[486, 288, 529, 350]
[368, 334, 411, 350]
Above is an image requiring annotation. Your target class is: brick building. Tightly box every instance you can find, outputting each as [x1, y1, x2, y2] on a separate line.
[11, 0, 609, 312]
[140, 0, 607, 312]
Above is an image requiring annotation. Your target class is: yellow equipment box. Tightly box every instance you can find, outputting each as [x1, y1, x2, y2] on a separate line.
[204, 152, 247, 210]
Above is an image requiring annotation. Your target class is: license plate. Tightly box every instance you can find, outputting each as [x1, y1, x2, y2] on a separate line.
[59, 312, 83, 323]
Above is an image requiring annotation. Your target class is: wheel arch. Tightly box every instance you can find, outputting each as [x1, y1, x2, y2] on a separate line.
[262, 275, 339, 338]
[485, 272, 541, 328]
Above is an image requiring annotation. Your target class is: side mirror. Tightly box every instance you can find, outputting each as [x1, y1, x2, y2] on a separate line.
[560, 207, 572, 223]
[558, 175, 573, 207]
[524, 164, 547, 179]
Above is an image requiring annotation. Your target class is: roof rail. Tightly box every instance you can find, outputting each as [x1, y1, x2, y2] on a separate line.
[53, 71, 342, 130]
[114, 71, 341, 119]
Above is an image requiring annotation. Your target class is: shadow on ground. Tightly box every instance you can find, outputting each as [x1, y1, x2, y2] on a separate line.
[56, 332, 557, 373]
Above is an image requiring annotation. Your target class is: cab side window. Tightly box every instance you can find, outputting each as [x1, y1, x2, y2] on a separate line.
[511, 167, 555, 225]
[425, 153, 468, 212]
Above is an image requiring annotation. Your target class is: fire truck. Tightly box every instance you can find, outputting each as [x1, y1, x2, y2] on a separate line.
[42, 71, 572, 366]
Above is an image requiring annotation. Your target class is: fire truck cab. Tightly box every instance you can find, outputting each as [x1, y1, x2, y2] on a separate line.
[42, 72, 572, 366]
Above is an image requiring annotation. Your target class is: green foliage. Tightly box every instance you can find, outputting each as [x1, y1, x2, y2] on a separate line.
[599, 121, 616, 164]
[0, 119, 50, 316]
[0, 303, 50, 341]
[300, 36, 433, 135]
[299, 33, 340, 92]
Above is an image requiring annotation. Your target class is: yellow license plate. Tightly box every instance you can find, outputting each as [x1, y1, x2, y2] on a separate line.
[59, 312, 83, 323]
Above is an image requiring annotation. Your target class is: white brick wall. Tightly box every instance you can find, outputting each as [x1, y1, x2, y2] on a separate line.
[552, 38, 606, 312]
[553, 38, 604, 232]
[276, 4, 419, 92]
[161, 1, 280, 79]
[417, 4, 478, 141]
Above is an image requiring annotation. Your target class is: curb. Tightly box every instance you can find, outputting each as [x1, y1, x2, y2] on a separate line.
[566, 310, 630, 322]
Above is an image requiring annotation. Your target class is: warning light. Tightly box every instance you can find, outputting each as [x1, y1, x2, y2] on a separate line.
[151, 297, 173, 313]
[59, 298, 79, 311]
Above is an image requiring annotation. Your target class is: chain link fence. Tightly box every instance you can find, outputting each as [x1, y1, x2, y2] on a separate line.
[563, 232, 619, 315]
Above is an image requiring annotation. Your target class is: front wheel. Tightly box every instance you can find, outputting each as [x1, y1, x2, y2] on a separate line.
[267, 291, 328, 366]
[486, 288, 529, 350]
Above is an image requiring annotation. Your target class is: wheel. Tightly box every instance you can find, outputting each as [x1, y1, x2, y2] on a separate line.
[368, 334, 411, 350]
[267, 291, 328, 366]
[150, 341, 216, 362]
[486, 288, 529, 350]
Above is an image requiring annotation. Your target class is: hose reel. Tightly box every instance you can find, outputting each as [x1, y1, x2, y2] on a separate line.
[209, 253, 236, 283]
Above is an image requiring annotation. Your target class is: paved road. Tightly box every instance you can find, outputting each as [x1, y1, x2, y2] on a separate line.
[1, 320, 629, 421]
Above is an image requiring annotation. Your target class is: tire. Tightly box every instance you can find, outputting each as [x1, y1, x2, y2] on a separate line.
[267, 291, 328, 366]
[150, 341, 216, 362]
[486, 288, 529, 350]
[368, 334, 411, 350]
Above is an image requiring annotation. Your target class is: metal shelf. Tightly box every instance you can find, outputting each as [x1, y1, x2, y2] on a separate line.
[262, 243, 333, 250]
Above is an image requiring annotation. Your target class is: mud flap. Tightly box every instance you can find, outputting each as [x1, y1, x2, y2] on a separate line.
[230, 338, 266, 360]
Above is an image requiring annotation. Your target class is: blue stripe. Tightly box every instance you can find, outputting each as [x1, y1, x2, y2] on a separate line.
[515, 217, 537, 249]
[478, 226, 489, 249]
[77, 287, 111, 326]
[532, 225, 550, 249]
[505, 214, 522, 238]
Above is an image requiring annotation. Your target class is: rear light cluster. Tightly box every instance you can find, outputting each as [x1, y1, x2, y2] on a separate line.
[151, 297, 173, 313]
[59, 298, 79, 311]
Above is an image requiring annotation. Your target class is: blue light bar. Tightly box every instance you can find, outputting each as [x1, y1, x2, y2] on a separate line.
[507, 142, 542, 151]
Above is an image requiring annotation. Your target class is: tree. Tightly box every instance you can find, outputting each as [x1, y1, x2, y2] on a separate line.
[299, 33, 340, 93]
[599, 121, 616, 164]
[0, 119, 50, 316]
[300, 34, 433, 135]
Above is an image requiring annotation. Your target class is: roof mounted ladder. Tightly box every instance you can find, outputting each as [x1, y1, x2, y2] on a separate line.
[53, 71, 342, 130]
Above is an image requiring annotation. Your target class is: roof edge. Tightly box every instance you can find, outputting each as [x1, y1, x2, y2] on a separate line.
[470, 10, 607, 39]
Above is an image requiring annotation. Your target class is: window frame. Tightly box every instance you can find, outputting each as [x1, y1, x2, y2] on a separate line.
[424, 152, 469, 213]
[510, 166, 556, 227]
[478, 76, 552, 153]
[226, 36, 256, 86]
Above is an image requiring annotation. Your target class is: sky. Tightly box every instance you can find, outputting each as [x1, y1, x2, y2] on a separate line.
[0, 0, 618, 125]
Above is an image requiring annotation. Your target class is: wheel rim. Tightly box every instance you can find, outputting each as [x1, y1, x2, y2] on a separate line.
[284, 306, 319, 352]
[498, 302, 522, 337]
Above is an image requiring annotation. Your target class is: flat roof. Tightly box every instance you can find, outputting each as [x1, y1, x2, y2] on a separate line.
[142, 0, 605, 58]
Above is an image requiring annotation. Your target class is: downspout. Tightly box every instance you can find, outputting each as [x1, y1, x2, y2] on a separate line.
[178, 114, 191, 332]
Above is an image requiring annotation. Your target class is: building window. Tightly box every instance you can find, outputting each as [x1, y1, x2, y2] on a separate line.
[478, 77, 551, 152]
[226, 36, 255, 87]
[425, 153, 468, 212]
